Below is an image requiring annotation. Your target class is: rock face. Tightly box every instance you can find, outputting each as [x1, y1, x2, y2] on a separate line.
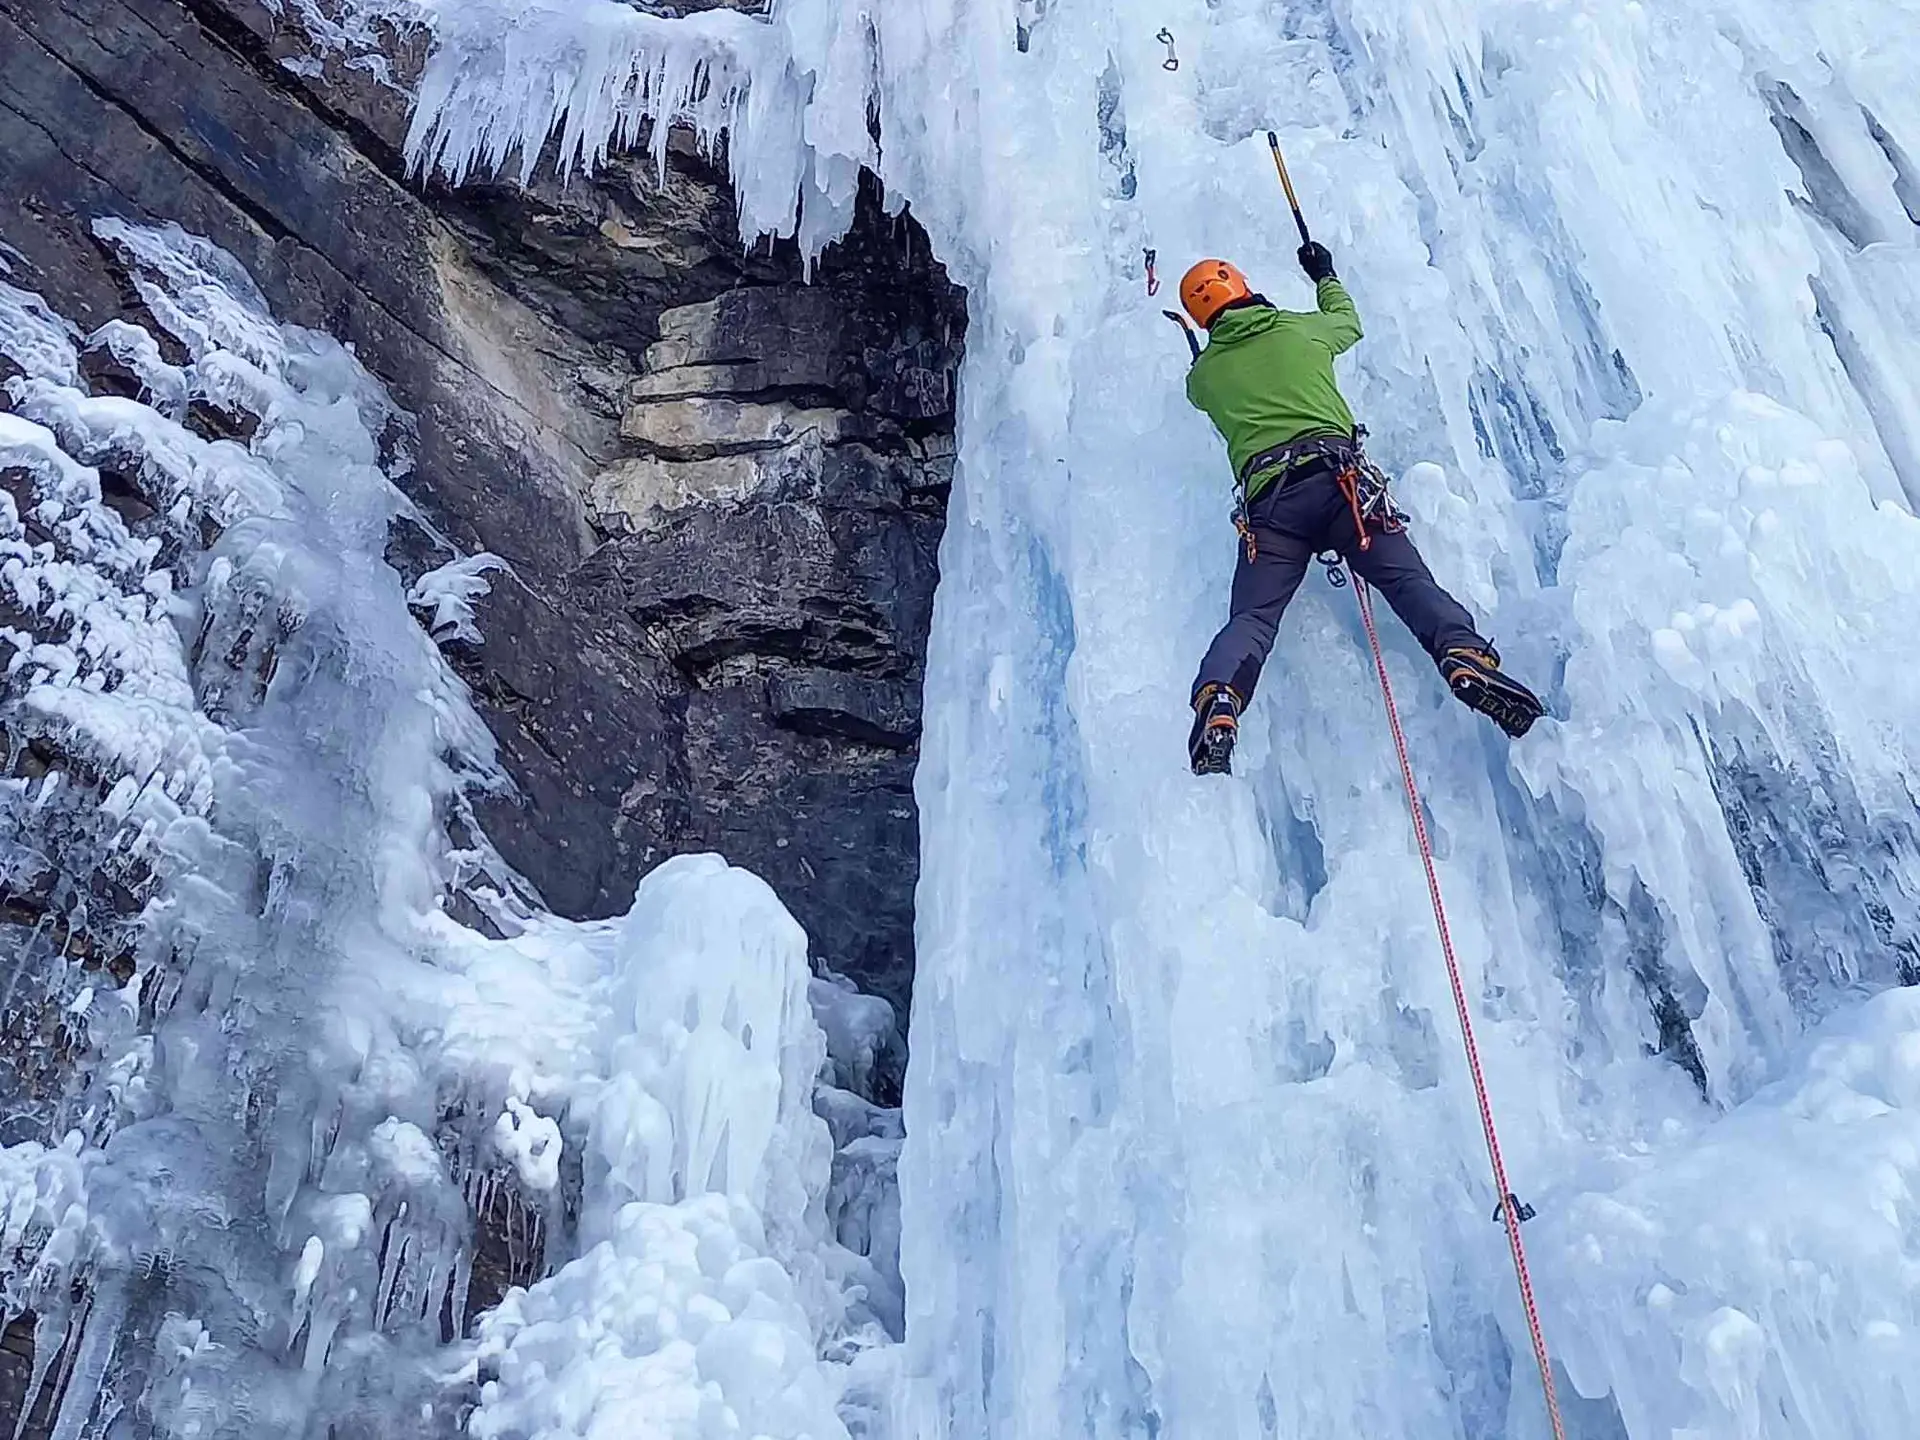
[579, 278, 957, 1016]
[0, 0, 964, 1018]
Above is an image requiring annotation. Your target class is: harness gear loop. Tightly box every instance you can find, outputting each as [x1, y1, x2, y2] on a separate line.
[1334, 458, 1404, 548]
[1232, 501, 1258, 564]
[1343, 567, 1568, 1440]
[1337, 465, 1373, 553]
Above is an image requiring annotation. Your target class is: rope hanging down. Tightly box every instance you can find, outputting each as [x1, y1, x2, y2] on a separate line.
[1348, 572, 1567, 1440]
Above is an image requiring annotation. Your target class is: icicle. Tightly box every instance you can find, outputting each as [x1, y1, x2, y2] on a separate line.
[46, 1276, 125, 1440]
[447, 1246, 472, 1341]
[375, 1226, 409, 1330]
[15, 1304, 72, 1440]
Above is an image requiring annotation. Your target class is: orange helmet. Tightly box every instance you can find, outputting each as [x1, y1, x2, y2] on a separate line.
[1180, 259, 1252, 329]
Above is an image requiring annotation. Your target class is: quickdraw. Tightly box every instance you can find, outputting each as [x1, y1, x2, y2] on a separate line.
[1333, 453, 1408, 555]
[1232, 501, 1258, 565]
[1144, 247, 1161, 297]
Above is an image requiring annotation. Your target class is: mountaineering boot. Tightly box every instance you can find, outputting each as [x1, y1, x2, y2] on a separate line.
[1189, 685, 1242, 776]
[1441, 647, 1545, 739]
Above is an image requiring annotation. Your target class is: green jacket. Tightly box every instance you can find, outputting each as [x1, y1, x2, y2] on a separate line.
[1184, 279, 1363, 500]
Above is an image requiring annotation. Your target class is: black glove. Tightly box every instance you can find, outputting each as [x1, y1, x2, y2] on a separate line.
[1298, 241, 1337, 283]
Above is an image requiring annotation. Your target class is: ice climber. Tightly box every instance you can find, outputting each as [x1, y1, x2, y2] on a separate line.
[1179, 245, 1546, 777]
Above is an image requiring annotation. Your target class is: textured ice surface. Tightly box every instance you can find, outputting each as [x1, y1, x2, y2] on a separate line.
[885, 1, 1920, 1431]
[41, 0, 1920, 1433]
[393, 0, 1920, 1432]
[461, 857, 857, 1440]
[409, 552, 509, 645]
[0, 227, 879, 1436]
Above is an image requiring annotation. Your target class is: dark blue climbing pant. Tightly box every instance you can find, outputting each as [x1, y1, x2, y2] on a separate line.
[1193, 462, 1487, 705]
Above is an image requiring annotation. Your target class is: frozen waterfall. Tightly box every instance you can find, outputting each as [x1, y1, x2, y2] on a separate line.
[8, 0, 1920, 1434]
[405, 0, 1920, 1432]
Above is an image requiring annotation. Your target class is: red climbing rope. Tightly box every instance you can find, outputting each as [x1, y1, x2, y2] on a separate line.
[1350, 574, 1568, 1440]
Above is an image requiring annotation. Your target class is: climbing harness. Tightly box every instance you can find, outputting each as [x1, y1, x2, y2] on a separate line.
[1227, 432, 1403, 567]
[1342, 562, 1568, 1440]
[1236, 433, 1362, 492]
[1155, 27, 1179, 70]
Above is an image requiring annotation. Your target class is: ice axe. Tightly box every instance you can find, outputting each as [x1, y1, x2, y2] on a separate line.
[1145, 246, 1204, 359]
[1267, 130, 1313, 245]
[1163, 308, 1201, 360]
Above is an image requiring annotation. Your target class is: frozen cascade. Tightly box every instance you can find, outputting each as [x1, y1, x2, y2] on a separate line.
[393, 0, 1920, 1434]
[0, 224, 889, 1435]
[6, 0, 1920, 1433]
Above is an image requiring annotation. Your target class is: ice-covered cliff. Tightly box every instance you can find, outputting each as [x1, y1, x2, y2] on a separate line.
[401, 0, 1920, 1432]
[10, 0, 1920, 1435]
[0, 220, 899, 1436]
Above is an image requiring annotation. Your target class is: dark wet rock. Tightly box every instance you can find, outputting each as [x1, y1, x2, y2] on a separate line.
[770, 672, 922, 750]
[0, 0, 963, 1021]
